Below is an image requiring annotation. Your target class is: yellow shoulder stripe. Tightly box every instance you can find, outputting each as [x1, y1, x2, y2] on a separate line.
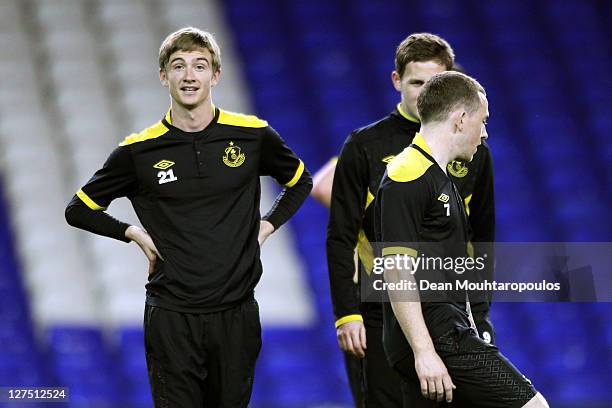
[218, 109, 268, 128]
[76, 189, 107, 211]
[285, 160, 304, 188]
[335, 314, 363, 328]
[387, 146, 432, 182]
[119, 120, 170, 146]
[387, 132, 433, 182]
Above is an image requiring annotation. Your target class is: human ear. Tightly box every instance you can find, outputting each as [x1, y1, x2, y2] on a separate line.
[453, 111, 466, 133]
[391, 71, 402, 92]
[159, 68, 169, 87]
[211, 68, 221, 87]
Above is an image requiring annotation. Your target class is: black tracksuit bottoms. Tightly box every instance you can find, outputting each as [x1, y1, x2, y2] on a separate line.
[144, 298, 262, 408]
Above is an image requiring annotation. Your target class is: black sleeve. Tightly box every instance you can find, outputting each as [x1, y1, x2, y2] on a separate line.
[469, 143, 495, 243]
[326, 134, 370, 322]
[259, 126, 312, 229]
[379, 177, 431, 256]
[65, 145, 138, 242]
[468, 143, 496, 312]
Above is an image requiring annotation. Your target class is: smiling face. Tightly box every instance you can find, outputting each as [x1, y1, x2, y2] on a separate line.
[159, 48, 220, 110]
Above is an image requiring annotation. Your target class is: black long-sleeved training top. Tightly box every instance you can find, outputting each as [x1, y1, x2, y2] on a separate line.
[376, 133, 473, 365]
[327, 105, 494, 328]
[66, 107, 312, 313]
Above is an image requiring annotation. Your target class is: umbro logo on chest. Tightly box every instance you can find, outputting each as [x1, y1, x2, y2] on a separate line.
[153, 160, 178, 185]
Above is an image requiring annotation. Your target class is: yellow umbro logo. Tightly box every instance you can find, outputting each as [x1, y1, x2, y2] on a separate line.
[437, 193, 450, 203]
[382, 155, 395, 164]
[153, 160, 175, 170]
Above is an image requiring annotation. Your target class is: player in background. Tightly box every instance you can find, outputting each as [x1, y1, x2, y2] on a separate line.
[66, 27, 311, 407]
[377, 70, 547, 407]
[321, 33, 495, 407]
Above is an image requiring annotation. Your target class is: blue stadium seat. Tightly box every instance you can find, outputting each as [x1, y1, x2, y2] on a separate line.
[47, 326, 121, 406]
[115, 327, 152, 407]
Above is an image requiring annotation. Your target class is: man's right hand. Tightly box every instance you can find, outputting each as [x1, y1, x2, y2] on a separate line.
[125, 225, 164, 275]
[414, 348, 456, 403]
[336, 320, 367, 358]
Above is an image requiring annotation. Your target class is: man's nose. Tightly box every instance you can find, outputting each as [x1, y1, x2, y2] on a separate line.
[184, 66, 195, 80]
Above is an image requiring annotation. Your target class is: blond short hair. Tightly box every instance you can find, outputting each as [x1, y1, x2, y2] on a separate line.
[159, 27, 221, 72]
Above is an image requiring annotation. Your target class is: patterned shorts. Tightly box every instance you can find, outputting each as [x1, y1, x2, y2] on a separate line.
[395, 326, 537, 407]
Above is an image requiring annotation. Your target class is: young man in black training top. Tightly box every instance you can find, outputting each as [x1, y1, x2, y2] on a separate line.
[65, 27, 312, 407]
[323, 33, 495, 407]
[377, 71, 547, 407]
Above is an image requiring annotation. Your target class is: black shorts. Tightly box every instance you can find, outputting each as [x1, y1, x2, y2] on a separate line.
[362, 324, 403, 408]
[144, 298, 262, 408]
[394, 327, 536, 408]
[473, 308, 496, 345]
[342, 351, 364, 407]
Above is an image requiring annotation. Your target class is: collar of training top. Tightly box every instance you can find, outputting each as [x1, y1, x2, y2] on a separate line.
[411, 132, 435, 163]
[396, 103, 420, 124]
[161, 106, 220, 134]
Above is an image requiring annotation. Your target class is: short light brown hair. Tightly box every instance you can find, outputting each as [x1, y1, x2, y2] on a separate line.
[417, 71, 485, 124]
[158, 27, 221, 72]
[395, 33, 455, 77]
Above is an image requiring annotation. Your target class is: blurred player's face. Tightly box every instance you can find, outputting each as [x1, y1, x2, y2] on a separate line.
[392, 60, 446, 120]
[159, 48, 220, 109]
[454, 92, 489, 162]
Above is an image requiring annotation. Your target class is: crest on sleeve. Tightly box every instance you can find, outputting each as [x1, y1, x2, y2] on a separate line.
[222, 141, 246, 168]
[447, 160, 468, 178]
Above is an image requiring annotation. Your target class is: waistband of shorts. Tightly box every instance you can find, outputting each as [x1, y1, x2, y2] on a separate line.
[145, 291, 255, 314]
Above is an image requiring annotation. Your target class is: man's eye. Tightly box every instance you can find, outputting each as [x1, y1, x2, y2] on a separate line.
[174, 65, 184, 70]
[196, 65, 206, 70]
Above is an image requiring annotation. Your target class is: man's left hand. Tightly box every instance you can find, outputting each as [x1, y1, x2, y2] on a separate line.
[258, 220, 275, 246]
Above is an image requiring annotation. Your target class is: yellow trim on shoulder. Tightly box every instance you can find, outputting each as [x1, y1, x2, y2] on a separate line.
[335, 314, 363, 328]
[464, 194, 472, 217]
[382, 246, 418, 258]
[218, 109, 268, 128]
[119, 120, 170, 146]
[76, 189, 107, 211]
[387, 150, 432, 184]
[397, 103, 420, 124]
[364, 188, 375, 210]
[285, 160, 304, 188]
[164, 109, 172, 124]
